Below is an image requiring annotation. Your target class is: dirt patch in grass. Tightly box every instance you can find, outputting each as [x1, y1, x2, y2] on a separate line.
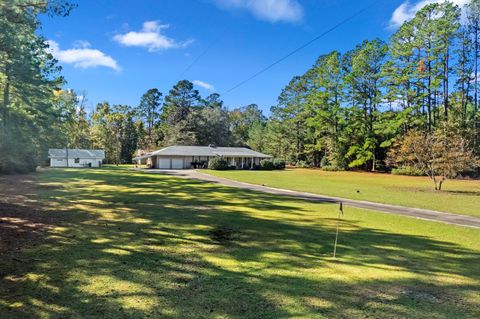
[208, 224, 241, 244]
[0, 174, 56, 255]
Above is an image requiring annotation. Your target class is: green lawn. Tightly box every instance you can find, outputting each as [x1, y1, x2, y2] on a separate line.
[1, 167, 479, 318]
[204, 169, 480, 217]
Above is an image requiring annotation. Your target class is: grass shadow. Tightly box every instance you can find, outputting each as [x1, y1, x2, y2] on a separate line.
[0, 167, 479, 318]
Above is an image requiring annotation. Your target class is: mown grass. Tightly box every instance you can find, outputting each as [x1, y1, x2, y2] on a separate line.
[204, 169, 480, 217]
[0, 166, 479, 318]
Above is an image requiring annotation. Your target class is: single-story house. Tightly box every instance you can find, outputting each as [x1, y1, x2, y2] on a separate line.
[133, 145, 271, 169]
[48, 149, 105, 168]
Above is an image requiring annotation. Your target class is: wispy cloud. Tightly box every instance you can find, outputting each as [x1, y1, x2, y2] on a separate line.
[113, 21, 193, 52]
[213, 0, 304, 23]
[389, 0, 470, 29]
[193, 80, 215, 91]
[47, 40, 120, 71]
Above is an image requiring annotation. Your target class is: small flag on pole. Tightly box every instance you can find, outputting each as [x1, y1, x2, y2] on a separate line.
[333, 202, 344, 258]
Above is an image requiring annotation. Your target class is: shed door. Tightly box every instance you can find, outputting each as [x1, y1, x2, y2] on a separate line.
[158, 158, 171, 169]
[171, 158, 184, 169]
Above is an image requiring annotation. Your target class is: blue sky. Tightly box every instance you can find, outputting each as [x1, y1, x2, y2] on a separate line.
[39, 0, 468, 114]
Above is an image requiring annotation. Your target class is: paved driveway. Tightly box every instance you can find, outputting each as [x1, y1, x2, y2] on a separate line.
[136, 169, 480, 229]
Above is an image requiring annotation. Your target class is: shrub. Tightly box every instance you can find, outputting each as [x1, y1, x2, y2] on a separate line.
[320, 156, 329, 168]
[0, 148, 37, 174]
[296, 160, 310, 168]
[208, 157, 229, 170]
[260, 159, 275, 170]
[322, 165, 343, 172]
[391, 166, 425, 176]
[273, 159, 286, 170]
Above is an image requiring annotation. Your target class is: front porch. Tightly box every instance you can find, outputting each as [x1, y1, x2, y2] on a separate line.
[224, 156, 261, 169]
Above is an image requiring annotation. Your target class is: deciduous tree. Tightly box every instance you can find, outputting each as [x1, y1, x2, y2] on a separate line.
[388, 129, 478, 190]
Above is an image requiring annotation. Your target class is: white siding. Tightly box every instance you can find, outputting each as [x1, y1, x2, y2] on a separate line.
[50, 158, 102, 168]
[50, 158, 67, 167]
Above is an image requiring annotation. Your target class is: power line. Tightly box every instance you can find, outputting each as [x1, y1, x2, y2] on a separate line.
[222, 0, 383, 95]
[177, 34, 223, 80]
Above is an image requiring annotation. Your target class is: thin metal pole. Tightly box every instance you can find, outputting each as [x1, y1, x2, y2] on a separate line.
[333, 202, 343, 258]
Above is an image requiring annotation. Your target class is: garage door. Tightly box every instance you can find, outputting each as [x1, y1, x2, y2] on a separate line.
[171, 158, 184, 169]
[158, 158, 170, 169]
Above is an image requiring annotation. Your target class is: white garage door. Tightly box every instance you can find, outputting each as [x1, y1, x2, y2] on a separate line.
[158, 158, 170, 169]
[171, 158, 184, 169]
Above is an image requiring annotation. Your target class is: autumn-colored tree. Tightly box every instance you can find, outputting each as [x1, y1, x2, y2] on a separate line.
[388, 129, 478, 190]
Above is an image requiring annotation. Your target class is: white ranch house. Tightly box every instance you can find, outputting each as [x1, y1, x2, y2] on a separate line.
[49, 149, 105, 168]
[133, 145, 271, 170]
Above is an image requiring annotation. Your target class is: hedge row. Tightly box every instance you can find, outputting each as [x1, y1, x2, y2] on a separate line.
[208, 157, 285, 170]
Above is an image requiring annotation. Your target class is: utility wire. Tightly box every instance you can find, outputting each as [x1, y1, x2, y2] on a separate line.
[177, 34, 223, 80]
[222, 0, 383, 95]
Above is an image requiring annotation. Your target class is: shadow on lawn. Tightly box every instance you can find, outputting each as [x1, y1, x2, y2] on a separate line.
[0, 167, 479, 318]
[443, 189, 480, 196]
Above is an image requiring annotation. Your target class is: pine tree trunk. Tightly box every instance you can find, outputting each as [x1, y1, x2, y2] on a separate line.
[427, 64, 432, 130]
[474, 27, 478, 149]
[2, 64, 10, 135]
[444, 46, 449, 122]
[372, 152, 376, 172]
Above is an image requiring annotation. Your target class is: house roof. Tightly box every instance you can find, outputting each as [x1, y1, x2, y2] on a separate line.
[48, 149, 105, 159]
[133, 145, 271, 160]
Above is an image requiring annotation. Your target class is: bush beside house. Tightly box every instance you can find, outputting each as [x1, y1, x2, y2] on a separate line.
[208, 157, 229, 170]
[208, 157, 285, 170]
[260, 159, 285, 170]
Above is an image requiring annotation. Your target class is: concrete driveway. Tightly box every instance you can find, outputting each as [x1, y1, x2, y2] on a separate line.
[136, 169, 480, 229]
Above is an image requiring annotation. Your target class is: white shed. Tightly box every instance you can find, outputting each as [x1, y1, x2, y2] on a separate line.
[48, 149, 105, 168]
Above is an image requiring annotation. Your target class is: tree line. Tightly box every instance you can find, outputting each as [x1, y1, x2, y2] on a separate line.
[0, 0, 76, 173]
[253, 0, 480, 183]
[0, 0, 266, 171]
[1, 0, 479, 184]
[48, 81, 267, 164]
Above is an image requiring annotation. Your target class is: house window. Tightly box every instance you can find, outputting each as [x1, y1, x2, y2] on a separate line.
[74, 158, 80, 163]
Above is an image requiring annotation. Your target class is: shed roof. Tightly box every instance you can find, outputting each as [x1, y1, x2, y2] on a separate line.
[48, 149, 105, 159]
[133, 146, 271, 160]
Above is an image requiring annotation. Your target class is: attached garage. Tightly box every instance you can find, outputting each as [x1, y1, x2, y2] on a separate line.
[171, 158, 184, 169]
[155, 157, 185, 169]
[157, 157, 170, 169]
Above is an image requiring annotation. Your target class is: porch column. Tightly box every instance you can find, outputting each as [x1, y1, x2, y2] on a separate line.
[251, 157, 254, 169]
[241, 157, 244, 169]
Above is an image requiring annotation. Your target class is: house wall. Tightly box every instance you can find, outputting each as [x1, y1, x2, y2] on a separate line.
[152, 156, 213, 169]
[145, 154, 267, 170]
[50, 158, 103, 168]
[153, 156, 194, 169]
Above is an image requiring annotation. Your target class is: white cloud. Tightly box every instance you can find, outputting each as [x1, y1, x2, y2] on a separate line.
[193, 80, 215, 91]
[214, 0, 304, 23]
[113, 21, 192, 52]
[72, 40, 91, 49]
[47, 40, 120, 71]
[389, 0, 470, 29]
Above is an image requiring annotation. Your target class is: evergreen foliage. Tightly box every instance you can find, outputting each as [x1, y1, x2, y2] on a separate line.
[208, 157, 229, 170]
[2, 0, 480, 178]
